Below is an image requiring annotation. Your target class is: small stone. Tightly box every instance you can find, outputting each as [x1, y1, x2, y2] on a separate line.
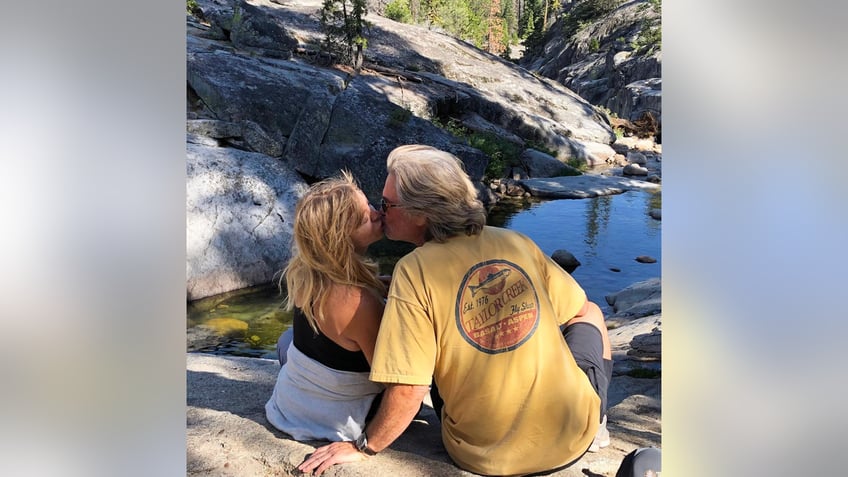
[551, 249, 581, 274]
[623, 163, 648, 176]
[626, 151, 647, 165]
[610, 267, 621, 272]
[635, 256, 657, 263]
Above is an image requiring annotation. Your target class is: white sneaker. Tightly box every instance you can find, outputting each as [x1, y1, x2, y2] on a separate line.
[588, 415, 610, 452]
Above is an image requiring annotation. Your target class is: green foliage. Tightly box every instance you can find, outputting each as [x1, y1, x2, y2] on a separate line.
[631, 24, 661, 53]
[519, 9, 535, 38]
[235, 4, 244, 24]
[382, 0, 519, 52]
[186, 0, 201, 16]
[597, 105, 615, 118]
[518, 0, 547, 51]
[424, 0, 445, 25]
[598, 105, 622, 140]
[561, 0, 622, 39]
[434, 117, 466, 136]
[433, 118, 522, 178]
[386, 106, 412, 128]
[588, 37, 600, 52]
[500, 0, 517, 41]
[566, 157, 589, 171]
[436, 0, 487, 48]
[436, 0, 473, 41]
[468, 132, 522, 178]
[639, 0, 661, 13]
[385, 0, 412, 23]
[633, 0, 661, 52]
[320, 0, 370, 67]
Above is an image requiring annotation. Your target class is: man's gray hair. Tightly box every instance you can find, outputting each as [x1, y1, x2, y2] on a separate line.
[386, 145, 486, 243]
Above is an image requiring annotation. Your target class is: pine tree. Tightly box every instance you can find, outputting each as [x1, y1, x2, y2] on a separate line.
[320, 0, 369, 69]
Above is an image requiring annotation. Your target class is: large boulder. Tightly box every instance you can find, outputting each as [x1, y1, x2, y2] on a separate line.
[307, 73, 491, 199]
[186, 142, 308, 300]
[201, 0, 298, 58]
[520, 148, 582, 178]
[187, 40, 346, 153]
[604, 277, 661, 326]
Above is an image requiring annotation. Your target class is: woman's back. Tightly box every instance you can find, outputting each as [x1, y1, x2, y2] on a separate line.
[265, 171, 386, 442]
[292, 306, 370, 373]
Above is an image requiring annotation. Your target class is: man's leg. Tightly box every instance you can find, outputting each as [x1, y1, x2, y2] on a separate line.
[565, 301, 611, 360]
[562, 301, 613, 452]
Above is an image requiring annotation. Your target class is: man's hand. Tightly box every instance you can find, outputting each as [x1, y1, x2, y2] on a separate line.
[297, 441, 367, 475]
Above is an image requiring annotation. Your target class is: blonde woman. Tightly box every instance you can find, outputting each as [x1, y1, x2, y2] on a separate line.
[265, 171, 386, 442]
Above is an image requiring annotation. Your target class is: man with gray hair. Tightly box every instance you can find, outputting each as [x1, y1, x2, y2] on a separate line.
[299, 144, 614, 476]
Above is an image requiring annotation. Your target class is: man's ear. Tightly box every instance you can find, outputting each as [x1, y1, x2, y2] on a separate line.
[410, 212, 428, 227]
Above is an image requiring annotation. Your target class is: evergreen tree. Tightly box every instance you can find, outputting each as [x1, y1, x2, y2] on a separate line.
[518, 0, 540, 38]
[502, 0, 517, 40]
[320, 0, 369, 69]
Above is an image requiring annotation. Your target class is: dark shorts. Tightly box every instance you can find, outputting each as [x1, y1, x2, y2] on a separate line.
[562, 322, 613, 419]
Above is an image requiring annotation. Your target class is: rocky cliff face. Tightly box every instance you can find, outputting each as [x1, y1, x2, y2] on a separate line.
[186, 0, 629, 299]
[522, 0, 662, 127]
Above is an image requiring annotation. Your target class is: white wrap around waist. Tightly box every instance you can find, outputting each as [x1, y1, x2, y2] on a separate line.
[265, 342, 383, 441]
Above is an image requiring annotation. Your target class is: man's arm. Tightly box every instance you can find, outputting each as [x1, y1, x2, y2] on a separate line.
[297, 383, 429, 475]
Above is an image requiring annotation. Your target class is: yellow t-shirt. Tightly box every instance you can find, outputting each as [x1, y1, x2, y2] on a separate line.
[370, 226, 600, 476]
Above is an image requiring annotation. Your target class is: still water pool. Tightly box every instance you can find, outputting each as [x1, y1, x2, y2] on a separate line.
[187, 190, 661, 358]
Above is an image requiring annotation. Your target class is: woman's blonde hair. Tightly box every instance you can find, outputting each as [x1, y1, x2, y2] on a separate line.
[280, 170, 385, 332]
[387, 145, 486, 243]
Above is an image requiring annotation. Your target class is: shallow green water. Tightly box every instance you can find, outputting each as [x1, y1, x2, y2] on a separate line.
[187, 190, 660, 359]
[187, 283, 291, 358]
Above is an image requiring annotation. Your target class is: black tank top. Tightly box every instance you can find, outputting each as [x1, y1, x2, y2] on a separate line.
[292, 307, 370, 372]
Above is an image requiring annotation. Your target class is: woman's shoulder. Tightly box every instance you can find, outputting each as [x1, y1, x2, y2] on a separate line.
[324, 283, 383, 319]
[325, 282, 378, 300]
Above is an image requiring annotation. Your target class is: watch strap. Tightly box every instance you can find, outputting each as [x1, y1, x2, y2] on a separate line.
[356, 432, 378, 456]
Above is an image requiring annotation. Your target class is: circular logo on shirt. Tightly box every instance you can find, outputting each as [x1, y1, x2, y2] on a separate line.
[455, 260, 540, 354]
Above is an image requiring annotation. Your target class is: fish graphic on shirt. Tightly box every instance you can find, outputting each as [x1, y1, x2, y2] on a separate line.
[469, 268, 511, 296]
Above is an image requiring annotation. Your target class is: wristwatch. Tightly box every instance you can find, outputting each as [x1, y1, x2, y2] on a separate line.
[354, 432, 377, 456]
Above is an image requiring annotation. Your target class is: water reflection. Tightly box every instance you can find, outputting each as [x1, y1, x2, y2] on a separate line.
[585, 195, 612, 249]
[501, 191, 660, 309]
[187, 190, 660, 357]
